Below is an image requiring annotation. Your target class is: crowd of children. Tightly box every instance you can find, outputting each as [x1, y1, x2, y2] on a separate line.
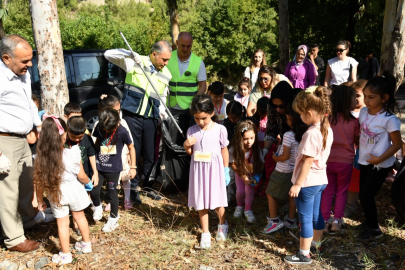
[30, 70, 402, 265]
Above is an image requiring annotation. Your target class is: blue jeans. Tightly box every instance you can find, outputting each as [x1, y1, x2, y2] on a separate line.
[295, 184, 327, 238]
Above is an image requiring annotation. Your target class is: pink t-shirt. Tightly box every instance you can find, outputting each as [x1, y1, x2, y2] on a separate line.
[328, 115, 359, 164]
[291, 124, 333, 187]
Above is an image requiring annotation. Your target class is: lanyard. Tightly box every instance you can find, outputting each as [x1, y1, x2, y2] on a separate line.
[240, 96, 248, 106]
[214, 100, 223, 115]
[67, 138, 81, 149]
[105, 128, 117, 147]
[199, 121, 213, 152]
[361, 109, 384, 137]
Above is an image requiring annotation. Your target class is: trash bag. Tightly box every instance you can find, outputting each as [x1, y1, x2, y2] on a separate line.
[392, 163, 405, 222]
[150, 111, 191, 193]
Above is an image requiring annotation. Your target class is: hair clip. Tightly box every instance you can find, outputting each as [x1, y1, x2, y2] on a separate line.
[43, 114, 65, 135]
[241, 127, 249, 133]
[305, 86, 317, 93]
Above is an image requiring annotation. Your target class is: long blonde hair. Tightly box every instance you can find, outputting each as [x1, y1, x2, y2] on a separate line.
[249, 49, 267, 73]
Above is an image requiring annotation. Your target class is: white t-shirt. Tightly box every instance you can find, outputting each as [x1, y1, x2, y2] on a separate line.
[358, 107, 401, 168]
[244, 67, 260, 89]
[234, 92, 250, 108]
[62, 145, 81, 183]
[275, 131, 299, 173]
[328, 56, 358, 85]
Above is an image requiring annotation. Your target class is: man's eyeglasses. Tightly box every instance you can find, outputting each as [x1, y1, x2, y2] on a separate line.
[270, 103, 286, 109]
[336, 48, 347, 53]
[259, 77, 270, 82]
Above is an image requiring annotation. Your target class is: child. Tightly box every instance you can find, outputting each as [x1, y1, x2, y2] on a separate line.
[321, 85, 359, 232]
[64, 102, 82, 119]
[284, 86, 333, 265]
[357, 72, 402, 240]
[208, 81, 228, 124]
[92, 94, 135, 209]
[230, 120, 264, 223]
[234, 77, 251, 108]
[34, 116, 92, 265]
[345, 80, 367, 217]
[91, 108, 137, 232]
[184, 94, 230, 249]
[263, 105, 306, 233]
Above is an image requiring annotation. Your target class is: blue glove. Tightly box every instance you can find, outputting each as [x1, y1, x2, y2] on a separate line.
[84, 180, 93, 191]
[251, 174, 261, 186]
[353, 148, 360, 170]
[38, 110, 45, 120]
[224, 167, 230, 186]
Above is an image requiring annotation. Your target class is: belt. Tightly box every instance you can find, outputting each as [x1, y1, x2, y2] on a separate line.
[0, 132, 27, 138]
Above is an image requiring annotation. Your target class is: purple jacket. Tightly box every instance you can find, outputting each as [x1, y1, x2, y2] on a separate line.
[285, 60, 316, 89]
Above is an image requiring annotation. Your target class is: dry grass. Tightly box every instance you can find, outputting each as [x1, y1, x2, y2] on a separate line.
[1, 181, 405, 269]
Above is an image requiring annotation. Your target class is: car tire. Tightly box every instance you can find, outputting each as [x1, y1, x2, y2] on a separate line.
[83, 109, 98, 131]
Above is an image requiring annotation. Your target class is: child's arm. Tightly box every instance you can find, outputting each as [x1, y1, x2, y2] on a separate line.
[289, 155, 314, 197]
[354, 135, 359, 147]
[89, 155, 99, 186]
[127, 143, 137, 179]
[184, 137, 197, 155]
[272, 145, 291, 162]
[221, 147, 229, 167]
[367, 131, 402, 165]
[26, 129, 37, 144]
[36, 184, 47, 211]
[77, 162, 91, 184]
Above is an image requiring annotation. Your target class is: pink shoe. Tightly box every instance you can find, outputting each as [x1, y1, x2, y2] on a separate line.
[104, 203, 111, 211]
[124, 199, 133, 210]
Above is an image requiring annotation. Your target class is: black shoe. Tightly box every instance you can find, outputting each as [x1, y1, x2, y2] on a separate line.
[130, 191, 142, 205]
[145, 190, 162, 201]
[310, 245, 324, 256]
[284, 252, 312, 265]
[358, 228, 383, 240]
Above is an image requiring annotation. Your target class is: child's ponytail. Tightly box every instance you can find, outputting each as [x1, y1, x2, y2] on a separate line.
[314, 87, 332, 150]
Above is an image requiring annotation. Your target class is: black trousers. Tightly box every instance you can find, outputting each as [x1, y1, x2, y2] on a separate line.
[90, 171, 120, 218]
[123, 111, 158, 192]
[359, 164, 392, 229]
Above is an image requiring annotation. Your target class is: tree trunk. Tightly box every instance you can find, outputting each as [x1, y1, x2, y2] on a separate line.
[29, 0, 69, 118]
[0, 18, 5, 40]
[380, 0, 398, 74]
[167, 0, 179, 50]
[278, 0, 289, 73]
[380, 0, 405, 90]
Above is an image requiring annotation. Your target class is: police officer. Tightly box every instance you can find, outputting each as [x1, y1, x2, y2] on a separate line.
[104, 41, 172, 203]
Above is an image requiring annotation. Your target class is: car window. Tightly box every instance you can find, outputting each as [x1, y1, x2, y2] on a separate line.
[64, 58, 72, 84]
[31, 57, 72, 86]
[74, 56, 110, 87]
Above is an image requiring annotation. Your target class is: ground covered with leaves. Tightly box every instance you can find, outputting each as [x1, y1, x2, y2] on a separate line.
[0, 180, 405, 270]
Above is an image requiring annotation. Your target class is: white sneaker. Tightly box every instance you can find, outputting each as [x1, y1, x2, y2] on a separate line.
[74, 241, 92, 254]
[200, 232, 211, 249]
[102, 215, 119, 232]
[216, 221, 228, 241]
[233, 206, 244, 218]
[93, 205, 103, 221]
[263, 217, 284, 234]
[283, 216, 298, 229]
[244, 210, 256, 223]
[34, 210, 55, 223]
[51, 251, 73, 265]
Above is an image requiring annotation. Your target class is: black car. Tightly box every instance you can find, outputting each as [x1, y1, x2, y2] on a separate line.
[29, 49, 125, 130]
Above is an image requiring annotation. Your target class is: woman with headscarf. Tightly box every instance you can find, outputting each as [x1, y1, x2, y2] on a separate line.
[247, 65, 292, 116]
[284, 45, 317, 89]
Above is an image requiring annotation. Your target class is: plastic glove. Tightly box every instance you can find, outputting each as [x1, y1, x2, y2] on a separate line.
[159, 109, 168, 121]
[251, 174, 261, 187]
[132, 52, 142, 66]
[0, 154, 11, 174]
[262, 148, 269, 158]
[84, 180, 93, 191]
[224, 167, 231, 186]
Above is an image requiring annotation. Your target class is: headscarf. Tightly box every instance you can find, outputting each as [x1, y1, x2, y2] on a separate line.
[293, 44, 308, 67]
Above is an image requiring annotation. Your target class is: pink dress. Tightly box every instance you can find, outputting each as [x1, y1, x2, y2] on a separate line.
[187, 123, 229, 210]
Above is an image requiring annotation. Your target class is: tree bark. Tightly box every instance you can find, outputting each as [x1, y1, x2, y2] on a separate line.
[167, 0, 179, 50]
[0, 18, 5, 40]
[278, 0, 289, 73]
[29, 0, 69, 117]
[381, 0, 405, 90]
[380, 0, 398, 74]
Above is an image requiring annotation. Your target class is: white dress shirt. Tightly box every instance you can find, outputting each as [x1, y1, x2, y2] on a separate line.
[0, 60, 41, 134]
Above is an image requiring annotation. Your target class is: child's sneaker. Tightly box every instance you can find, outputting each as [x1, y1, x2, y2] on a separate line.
[102, 215, 119, 232]
[124, 199, 133, 210]
[330, 218, 343, 232]
[74, 241, 92, 254]
[51, 251, 73, 265]
[358, 227, 383, 240]
[244, 210, 256, 223]
[216, 221, 228, 241]
[284, 251, 312, 265]
[283, 216, 298, 229]
[93, 205, 103, 221]
[104, 203, 111, 212]
[323, 217, 333, 233]
[233, 206, 244, 218]
[263, 217, 284, 234]
[34, 209, 55, 223]
[200, 232, 211, 249]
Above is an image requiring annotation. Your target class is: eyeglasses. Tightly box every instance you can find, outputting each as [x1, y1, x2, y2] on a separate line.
[259, 77, 270, 82]
[270, 103, 286, 109]
[336, 48, 347, 53]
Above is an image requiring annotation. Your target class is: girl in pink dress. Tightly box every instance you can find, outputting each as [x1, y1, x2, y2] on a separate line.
[184, 94, 230, 249]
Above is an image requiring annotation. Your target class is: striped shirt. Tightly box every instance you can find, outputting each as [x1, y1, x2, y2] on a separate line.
[275, 131, 298, 173]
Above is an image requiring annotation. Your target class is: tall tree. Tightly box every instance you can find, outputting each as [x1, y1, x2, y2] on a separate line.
[167, 0, 179, 50]
[278, 0, 289, 73]
[29, 0, 69, 117]
[0, 0, 9, 40]
[380, 0, 405, 90]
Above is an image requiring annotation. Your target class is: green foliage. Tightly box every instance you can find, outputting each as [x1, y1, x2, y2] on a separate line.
[0, 8, 9, 20]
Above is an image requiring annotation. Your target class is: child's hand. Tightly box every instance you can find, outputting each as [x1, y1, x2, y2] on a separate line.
[272, 152, 278, 161]
[224, 167, 230, 186]
[129, 168, 137, 179]
[366, 154, 381, 165]
[92, 172, 99, 187]
[289, 184, 301, 197]
[37, 200, 47, 211]
[242, 175, 252, 186]
[184, 137, 197, 148]
[84, 180, 94, 191]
